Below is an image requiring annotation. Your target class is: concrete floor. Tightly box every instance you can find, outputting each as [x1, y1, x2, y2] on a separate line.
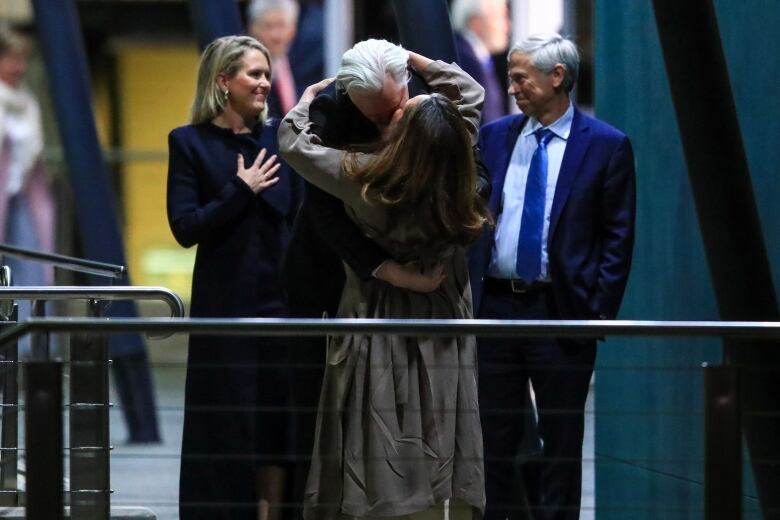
[107, 338, 596, 520]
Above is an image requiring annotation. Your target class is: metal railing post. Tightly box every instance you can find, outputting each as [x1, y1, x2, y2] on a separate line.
[25, 361, 64, 520]
[69, 299, 110, 519]
[30, 299, 48, 360]
[704, 364, 742, 520]
[0, 303, 18, 507]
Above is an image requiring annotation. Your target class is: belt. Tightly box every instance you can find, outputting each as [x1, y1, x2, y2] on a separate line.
[483, 277, 551, 295]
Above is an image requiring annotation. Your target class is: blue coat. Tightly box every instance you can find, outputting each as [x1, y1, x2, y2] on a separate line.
[167, 119, 300, 318]
[167, 119, 302, 519]
[469, 108, 636, 319]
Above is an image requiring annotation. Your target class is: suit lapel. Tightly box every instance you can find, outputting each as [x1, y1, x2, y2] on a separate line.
[549, 108, 591, 242]
[488, 115, 526, 214]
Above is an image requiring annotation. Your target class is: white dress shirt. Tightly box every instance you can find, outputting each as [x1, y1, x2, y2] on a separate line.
[488, 103, 574, 280]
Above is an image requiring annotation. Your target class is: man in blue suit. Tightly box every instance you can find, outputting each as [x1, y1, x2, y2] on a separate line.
[470, 34, 636, 520]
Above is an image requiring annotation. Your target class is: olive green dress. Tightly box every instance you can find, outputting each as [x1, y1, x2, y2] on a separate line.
[279, 60, 486, 520]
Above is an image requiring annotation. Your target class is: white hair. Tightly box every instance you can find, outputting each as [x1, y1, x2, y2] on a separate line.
[509, 33, 580, 93]
[336, 39, 410, 95]
[247, 0, 299, 25]
[450, 0, 485, 32]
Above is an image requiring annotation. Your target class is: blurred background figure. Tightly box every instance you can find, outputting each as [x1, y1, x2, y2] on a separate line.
[450, 0, 510, 123]
[247, 0, 300, 118]
[286, 0, 324, 95]
[0, 23, 54, 351]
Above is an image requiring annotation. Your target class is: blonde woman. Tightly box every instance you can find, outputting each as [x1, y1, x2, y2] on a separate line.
[167, 35, 300, 520]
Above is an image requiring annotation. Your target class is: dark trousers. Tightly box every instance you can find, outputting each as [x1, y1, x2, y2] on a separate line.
[285, 274, 334, 520]
[478, 286, 596, 520]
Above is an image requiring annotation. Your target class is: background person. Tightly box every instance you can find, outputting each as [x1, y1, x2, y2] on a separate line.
[0, 24, 55, 358]
[450, 0, 510, 123]
[167, 35, 301, 520]
[247, 0, 300, 118]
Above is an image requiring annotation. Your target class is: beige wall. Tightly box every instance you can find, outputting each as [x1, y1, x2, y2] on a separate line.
[114, 43, 200, 301]
[0, 0, 33, 24]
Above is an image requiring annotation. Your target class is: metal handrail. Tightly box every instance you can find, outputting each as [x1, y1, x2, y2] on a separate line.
[0, 243, 125, 279]
[7, 317, 776, 520]
[0, 287, 185, 320]
[0, 318, 779, 344]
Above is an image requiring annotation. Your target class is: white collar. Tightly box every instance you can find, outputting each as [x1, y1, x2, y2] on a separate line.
[522, 101, 575, 141]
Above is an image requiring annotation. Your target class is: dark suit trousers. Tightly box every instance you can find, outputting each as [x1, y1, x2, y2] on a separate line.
[478, 286, 596, 520]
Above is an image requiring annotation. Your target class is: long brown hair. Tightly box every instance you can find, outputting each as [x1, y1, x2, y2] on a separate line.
[345, 93, 492, 259]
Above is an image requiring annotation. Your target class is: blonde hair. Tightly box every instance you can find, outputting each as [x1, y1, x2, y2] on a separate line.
[190, 36, 272, 124]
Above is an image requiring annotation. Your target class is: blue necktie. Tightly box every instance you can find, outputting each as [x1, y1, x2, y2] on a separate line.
[516, 128, 554, 281]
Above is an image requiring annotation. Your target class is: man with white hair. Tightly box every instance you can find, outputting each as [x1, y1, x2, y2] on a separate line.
[469, 33, 636, 520]
[247, 0, 300, 117]
[291, 38, 490, 308]
[450, 0, 510, 123]
[310, 38, 411, 145]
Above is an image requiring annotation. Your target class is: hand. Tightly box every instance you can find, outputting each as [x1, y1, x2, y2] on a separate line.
[236, 148, 281, 194]
[375, 261, 445, 293]
[301, 77, 336, 104]
[407, 51, 433, 71]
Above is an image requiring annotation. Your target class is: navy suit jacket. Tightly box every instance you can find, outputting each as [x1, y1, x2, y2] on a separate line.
[470, 108, 636, 320]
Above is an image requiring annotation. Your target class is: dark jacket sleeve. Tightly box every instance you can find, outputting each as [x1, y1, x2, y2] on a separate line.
[306, 182, 388, 279]
[303, 90, 390, 280]
[474, 145, 492, 201]
[166, 128, 254, 248]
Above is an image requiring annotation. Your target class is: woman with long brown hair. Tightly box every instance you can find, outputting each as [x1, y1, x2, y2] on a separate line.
[279, 51, 490, 520]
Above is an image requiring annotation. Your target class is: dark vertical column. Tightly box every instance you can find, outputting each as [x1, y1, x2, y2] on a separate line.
[652, 0, 780, 516]
[31, 0, 160, 443]
[29, 1, 127, 282]
[25, 361, 64, 520]
[189, 0, 244, 50]
[391, 0, 457, 62]
[0, 305, 18, 507]
[70, 300, 111, 519]
[29, 299, 48, 361]
[704, 365, 741, 520]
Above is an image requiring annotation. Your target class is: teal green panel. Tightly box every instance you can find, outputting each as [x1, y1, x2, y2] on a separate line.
[713, 0, 780, 282]
[596, 338, 716, 478]
[595, 459, 760, 520]
[594, 0, 780, 517]
[595, 459, 703, 520]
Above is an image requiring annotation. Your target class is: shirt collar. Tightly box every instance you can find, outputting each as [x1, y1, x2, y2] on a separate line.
[522, 101, 575, 141]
